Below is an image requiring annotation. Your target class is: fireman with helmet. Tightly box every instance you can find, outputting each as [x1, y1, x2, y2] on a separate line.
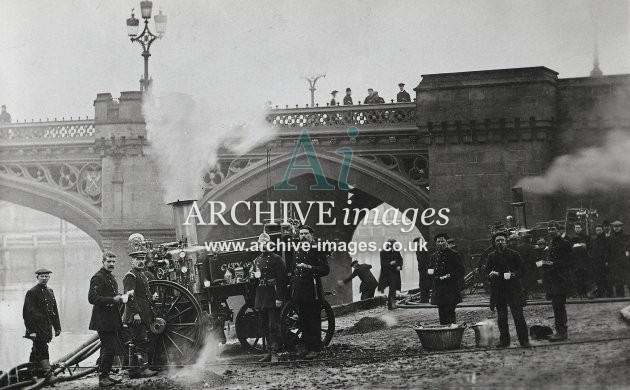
[251, 232, 288, 362]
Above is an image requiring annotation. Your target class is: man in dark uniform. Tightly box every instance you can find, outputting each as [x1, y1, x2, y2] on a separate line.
[396, 83, 411, 102]
[123, 251, 158, 379]
[414, 237, 432, 303]
[590, 225, 611, 297]
[540, 221, 573, 341]
[23, 268, 61, 382]
[252, 233, 288, 362]
[570, 223, 593, 297]
[378, 238, 403, 309]
[89, 251, 124, 387]
[343, 88, 353, 105]
[486, 232, 530, 348]
[429, 233, 465, 325]
[339, 259, 378, 300]
[292, 225, 330, 360]
[608, 220, 629, 297]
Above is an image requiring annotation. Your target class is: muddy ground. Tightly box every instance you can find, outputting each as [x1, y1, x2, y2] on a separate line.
[53, 299, 630, 389]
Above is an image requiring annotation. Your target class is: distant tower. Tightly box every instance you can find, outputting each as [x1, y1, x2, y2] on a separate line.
[590, 22, 603, 77]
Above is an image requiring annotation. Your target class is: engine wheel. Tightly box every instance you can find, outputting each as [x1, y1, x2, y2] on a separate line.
[235, 304, 267, 352]
[147, 280, 203, 366]
[280, 300, 335, 349]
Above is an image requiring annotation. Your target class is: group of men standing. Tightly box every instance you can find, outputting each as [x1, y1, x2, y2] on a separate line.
[330, 83, 411, 106]
[251, 225, 330, 362]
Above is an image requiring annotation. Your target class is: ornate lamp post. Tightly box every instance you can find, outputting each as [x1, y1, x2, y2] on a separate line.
[126, 1, 167, 92]
[304, 74, 326, 107]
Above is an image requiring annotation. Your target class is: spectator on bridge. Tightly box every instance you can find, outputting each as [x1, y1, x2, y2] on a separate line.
[429, 233, 465, 325]
[23, 268, 61, 383]
[292, 225, 330, 360]
[123, 251, 158, 379]
[364, 88, 375, 104]
[540, 221, 573, 342]
[372, 91, 385, 104]
[590, 225, 611, 297]
[343, 88, 353, 105]
[0, 105, 11, 123]
[378, 238, 404, 310]
[396, 83, 411, 102]
[339, 259, 378, 300]
[89, 251, 124, 387]
[330, 90, 338, 106]
[608, 220, 630, 297]
[252, 233, 288, 362]
[414, 237, 432, 303]
[486, 232, 530, 348]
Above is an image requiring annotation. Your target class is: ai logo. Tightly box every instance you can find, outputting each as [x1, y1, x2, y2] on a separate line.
[275, 127, 357, 191]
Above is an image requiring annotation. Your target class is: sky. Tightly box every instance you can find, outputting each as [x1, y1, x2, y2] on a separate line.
[0, 0, 629, 122]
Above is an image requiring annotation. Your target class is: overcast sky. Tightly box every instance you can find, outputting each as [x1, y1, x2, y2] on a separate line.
[0, 0, 628, 121]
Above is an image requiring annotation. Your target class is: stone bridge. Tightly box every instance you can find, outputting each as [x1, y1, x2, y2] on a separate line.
[2, 66, 630, 291]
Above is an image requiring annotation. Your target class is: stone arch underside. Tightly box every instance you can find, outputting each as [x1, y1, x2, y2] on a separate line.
[0, 175, 103, 246]
[200, 152, 429, 225]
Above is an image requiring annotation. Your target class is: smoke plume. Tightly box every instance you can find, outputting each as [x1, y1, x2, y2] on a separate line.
[517, 130, 630, 195]
[143, 92, 274, 203]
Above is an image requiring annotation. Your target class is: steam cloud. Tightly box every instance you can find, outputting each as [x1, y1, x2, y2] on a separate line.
[143, 93, 274, 202]
[517, 130, 630, 195]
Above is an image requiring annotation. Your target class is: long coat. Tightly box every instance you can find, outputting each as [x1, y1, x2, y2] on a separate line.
[429, 248, 465, 306]
[378, 249, 403, 292]
[88, 267, 123, 332]
[608, 230, 630, 281]
[542, 236, 573, 296]
[344, 264, 378, 293]
[123, 268, 153, 324]
[486, 248, 526, 307]
[590, 233, 610, 271]
[292, 246, 330, 303]
[23, 284, 61, 342]
[254, 252, 288, 309]
[396, 90, 411, 102]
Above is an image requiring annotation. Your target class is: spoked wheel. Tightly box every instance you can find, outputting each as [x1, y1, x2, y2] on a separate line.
[148, 280, 203, 366]
[235, 304, 267, 352]
[280, 300, 335, 349]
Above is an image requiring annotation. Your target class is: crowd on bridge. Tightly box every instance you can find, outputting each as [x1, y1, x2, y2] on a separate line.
[328, 82, 412, 106]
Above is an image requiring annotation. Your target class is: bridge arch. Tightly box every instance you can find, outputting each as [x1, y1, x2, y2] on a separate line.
[0, 175, 103, 246]
[200, 151, 429, 222]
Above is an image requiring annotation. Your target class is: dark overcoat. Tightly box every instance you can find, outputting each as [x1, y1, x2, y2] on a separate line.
[486, 248, 526, 307]
[590, 233, 610, 267]
[88, 267, 123, 332]
[429, 248, 465, 306]
[429, 248, 466, 306]
[396, 90, 411, 102]
[542, 236, 573, 296]
[608, 230, 630, 280]
[344, 264, 378, 293]
[378, 249, 403, 292]
[23, 284, 61, 342]
[123, 268, 153, 324]
[292, 246, 330, 303]
[254, 252, 288, 309]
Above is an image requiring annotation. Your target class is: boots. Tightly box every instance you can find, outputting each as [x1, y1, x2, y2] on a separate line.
[548, 332, 567, 342]
[258, 352, 272, 362]
[40, 359, 59, 385]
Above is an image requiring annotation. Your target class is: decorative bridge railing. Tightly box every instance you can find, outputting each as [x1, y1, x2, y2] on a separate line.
[0, 119, 95, 141]
[266, 102, 416, 129]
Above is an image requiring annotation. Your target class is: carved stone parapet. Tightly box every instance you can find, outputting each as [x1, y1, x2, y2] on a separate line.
[96, 135, 145, 158]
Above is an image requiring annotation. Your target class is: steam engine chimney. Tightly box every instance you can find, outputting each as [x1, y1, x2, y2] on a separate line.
[168, 200, 199, 246]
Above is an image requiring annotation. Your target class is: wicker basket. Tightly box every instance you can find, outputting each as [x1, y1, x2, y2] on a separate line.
[413, 324, 466, 351]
